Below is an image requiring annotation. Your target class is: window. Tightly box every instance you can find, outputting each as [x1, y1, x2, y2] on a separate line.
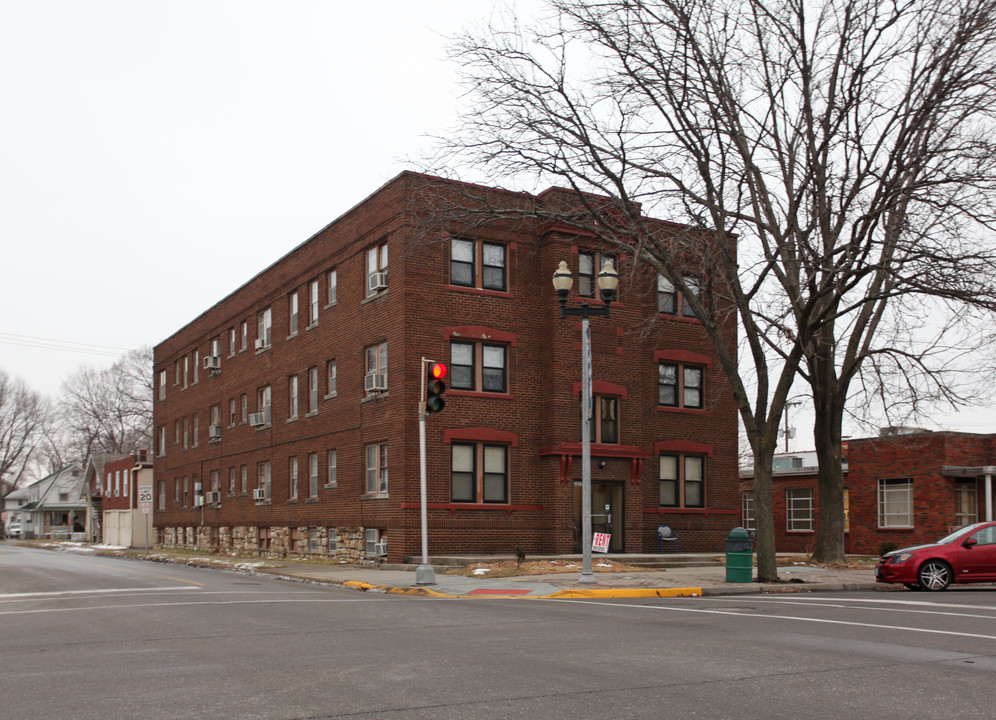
[658, 362, 703, 409]
[578, 251, 616, 298]
[309, 453, 319, 498]
[365, 342, 387, 394]
[258, 386, 271, 425]
[659, 455, 705, 508]
[158, 426, 166, 456]
[192, 413, 199, 447]
[658, 274, 701, 318]
[158, 480, 166, 511]
[229, 327, 237, 356]
[241, 393, 248, 424]
[182, 417, 189, 449]
[327, 268, 337, 305]
[451, 443, 508, 503]
[742, 492, 755, 530]
[241, 320, 248, 351]
[210, 337, 220, 359]
[257, 308, 272, 349]
[365, 528, 386, 556]
[183, 355, 189, 387]
[582, 396, 619, 444]
[308, 367, 319, 413]
[956, 481, 978, 527]
[327, 360, 337, 396]
[229, 398, 236, 426]
[183, 476, 189, 507]
[174, 477, 180, 503]
[193, 351, 199, 384]
[257, 461, 271, 501]
[209, 470, 219, 496]
[309, 529, 319, 553]
[878, 478, 913, 528]
[366, 443, 388, 494]
[308, 280, 320, 325]
[241, 465, 248, 494]
[450, 237, 506, 291]
[787, 488, 814, 531]
[229, 467, 236, 496]
[843, 488, 850, 532]
[327, 450, 337, 487]
[288, 375, 298, 419]
[450, 341, 507, 393]
[288, 292, 299, 336]
[366, 243, 388, 296]
[289, 457, 299, 500]
[159, 370, 166, 400]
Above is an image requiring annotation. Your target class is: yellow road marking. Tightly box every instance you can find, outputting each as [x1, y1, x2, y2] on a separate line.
[156, 576, 204, 586]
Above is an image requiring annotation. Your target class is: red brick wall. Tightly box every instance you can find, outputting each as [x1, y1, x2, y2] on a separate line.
[153, 172, 740, 560]
[745, 432, 996, 555]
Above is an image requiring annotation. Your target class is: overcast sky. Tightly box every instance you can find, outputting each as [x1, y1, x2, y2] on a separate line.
[1, 0, 992, 442]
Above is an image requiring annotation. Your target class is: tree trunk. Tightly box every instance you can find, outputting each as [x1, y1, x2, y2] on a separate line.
[752, 447, 780, 582]
[809, 339, 848, 564]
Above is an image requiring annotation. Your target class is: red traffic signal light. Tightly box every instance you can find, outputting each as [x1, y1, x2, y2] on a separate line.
[426, 362, 446, 414]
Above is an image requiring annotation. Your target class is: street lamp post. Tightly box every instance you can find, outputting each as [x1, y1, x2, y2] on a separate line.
[552, 259, 619, 584]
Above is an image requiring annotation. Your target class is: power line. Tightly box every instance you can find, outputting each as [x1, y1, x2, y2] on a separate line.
[0, 332, 137, 358]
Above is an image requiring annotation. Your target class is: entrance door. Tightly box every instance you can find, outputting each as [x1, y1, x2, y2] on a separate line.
[573, 481, 624, 552]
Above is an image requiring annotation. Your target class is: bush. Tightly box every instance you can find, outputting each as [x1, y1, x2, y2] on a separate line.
[877, 541, 899, 557]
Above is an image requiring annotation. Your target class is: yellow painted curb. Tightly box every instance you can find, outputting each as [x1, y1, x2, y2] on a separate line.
[342, 581, 376, 590]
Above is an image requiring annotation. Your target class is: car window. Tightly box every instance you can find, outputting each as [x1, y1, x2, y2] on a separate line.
[970, 526, 996, 546]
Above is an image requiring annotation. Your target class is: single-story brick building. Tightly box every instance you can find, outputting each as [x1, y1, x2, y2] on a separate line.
[740, 430, 996, 555]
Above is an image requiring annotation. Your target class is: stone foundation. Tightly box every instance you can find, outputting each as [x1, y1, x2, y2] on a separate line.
[154, 524, 383, 564]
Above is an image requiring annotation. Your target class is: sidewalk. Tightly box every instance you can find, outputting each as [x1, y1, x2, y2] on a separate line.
[29, 541, 888, 598]
[249, 559, 885, 599]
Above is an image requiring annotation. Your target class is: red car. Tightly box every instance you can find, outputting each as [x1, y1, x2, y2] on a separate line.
[875, 521, 996, 591]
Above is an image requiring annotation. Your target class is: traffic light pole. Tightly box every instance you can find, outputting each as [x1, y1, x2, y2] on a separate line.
[415, 357, 437, 585]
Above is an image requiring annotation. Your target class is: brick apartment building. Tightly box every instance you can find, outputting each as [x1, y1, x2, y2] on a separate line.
[740, 430, 996, 555]
[152, 172, 739, 562]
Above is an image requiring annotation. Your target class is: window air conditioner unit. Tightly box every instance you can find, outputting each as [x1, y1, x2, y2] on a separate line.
[254, 338, 265, 351]
[367, 272, 388, 294]
[193, 494, 205, 507]
[248, 413, 265, 427]
[364, 373, 387, 393]
[373, 540, 388, 556]
[208, 425, 222, 440]
[205, 491, 221, 504]
[253, 488, 266, 501]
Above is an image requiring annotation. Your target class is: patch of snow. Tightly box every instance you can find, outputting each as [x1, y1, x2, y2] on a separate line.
[596, 563, 612, 567]
[472, 568, 491, 576]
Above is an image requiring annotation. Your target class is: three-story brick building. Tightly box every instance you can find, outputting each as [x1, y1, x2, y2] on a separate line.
[152, 172, 739, 562]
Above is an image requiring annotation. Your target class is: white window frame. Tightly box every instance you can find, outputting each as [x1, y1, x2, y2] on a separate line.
[878, 478, 913, 528]
[309, 453, 319, 498]
[309, 279, 320, 325]
[288, 292, 299, 336]
[366, 443, 388, 494]
[289, 457, 298, 500]
[327, 450, 337, 487]
[786, 487, 814, 531]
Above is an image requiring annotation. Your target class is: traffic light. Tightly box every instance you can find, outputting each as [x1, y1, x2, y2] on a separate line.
[425, 362, 447, 414]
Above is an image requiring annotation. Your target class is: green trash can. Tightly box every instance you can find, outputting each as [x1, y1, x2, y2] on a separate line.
[725, 527, 754, 583]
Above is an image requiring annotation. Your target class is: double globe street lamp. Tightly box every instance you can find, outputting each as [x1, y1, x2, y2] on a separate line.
[552, 258, 619, 583]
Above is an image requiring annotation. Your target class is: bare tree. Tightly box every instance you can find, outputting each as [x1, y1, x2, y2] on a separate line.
[57, 347, 153, 467]
[431, 0, 996, 575]
[0, 370, 47, 506]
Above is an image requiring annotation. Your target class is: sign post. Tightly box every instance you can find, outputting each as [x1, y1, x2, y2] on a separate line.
[138, 484, 153, 553]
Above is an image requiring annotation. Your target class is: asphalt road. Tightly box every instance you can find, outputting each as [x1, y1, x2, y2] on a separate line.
[2, 543, 995, 719]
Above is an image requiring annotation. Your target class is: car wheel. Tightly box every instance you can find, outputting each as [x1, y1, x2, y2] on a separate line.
[917, 560, 952, 591]
[903, 583, 922, 591]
